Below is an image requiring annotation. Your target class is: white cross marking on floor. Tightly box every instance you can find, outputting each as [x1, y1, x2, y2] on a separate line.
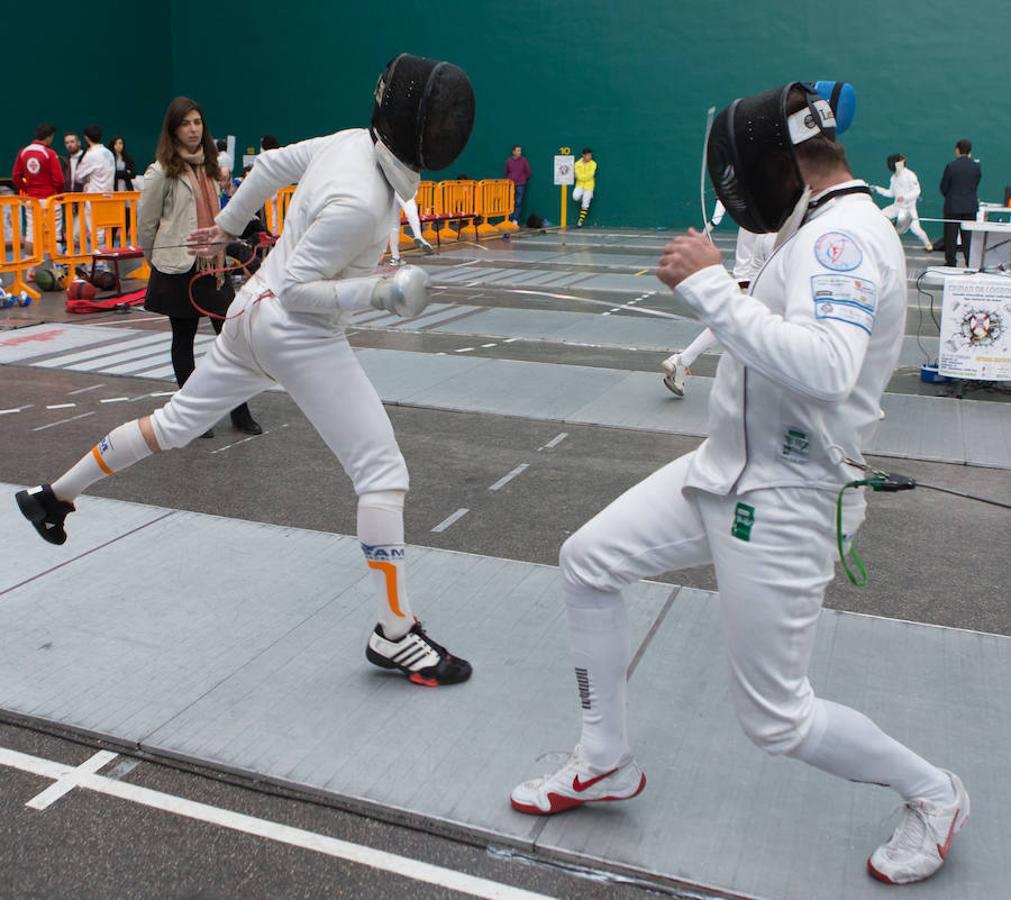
[431, 508, 469, 533]
[25, 749, 119, 811]
[489, 464, 530, 492]
[1, 746, 549, 899]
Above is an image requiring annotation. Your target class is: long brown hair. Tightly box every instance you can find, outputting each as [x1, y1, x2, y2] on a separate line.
[155, 96, 219, 179]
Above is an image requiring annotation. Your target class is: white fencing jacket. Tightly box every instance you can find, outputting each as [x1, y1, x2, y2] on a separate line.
[674, 182, 906, 495]
[216, 129, 399, 327]
[874, 167, 922, 212]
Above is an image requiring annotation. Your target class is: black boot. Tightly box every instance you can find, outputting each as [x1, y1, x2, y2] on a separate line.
[230, 404, 263, 436]
[16, 484, 76, 545]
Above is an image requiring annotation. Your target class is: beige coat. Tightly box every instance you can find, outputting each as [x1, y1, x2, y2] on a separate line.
[138, 161, 198, 274]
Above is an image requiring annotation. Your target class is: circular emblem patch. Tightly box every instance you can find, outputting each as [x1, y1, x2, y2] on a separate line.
[26, 158, 41, 175]
[814, 232, 862, 271]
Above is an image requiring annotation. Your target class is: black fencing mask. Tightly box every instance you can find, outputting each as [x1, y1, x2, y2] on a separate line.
[371, 54, 475, 172]
[706, 82, 837, 234]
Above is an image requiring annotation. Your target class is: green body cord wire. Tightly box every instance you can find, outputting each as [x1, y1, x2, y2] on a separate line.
[836, 480, 870, 587]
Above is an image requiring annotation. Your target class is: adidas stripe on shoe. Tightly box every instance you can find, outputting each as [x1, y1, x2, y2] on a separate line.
[366, 621, 472, 687]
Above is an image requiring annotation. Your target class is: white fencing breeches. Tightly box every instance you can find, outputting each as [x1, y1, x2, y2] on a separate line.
[560, 451, 866, 756]
[151, 278, 408, 496]
[881, 204, 931, 247]
[572, 186, 593, 208]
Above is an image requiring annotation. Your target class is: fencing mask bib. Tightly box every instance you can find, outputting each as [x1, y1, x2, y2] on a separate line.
[706, 82, 838, 234]
[371, 54, 476, 173]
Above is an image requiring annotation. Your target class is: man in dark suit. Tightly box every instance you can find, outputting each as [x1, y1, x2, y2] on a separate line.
[940, 140, 981, 267]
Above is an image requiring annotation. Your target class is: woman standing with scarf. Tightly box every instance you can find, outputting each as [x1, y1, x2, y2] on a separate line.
[139, 97, 261, 436]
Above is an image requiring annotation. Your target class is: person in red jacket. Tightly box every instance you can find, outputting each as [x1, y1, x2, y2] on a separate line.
[12, 123, 64, 255]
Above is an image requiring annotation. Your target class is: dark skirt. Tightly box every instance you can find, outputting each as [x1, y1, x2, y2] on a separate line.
[144, 263, 235, 319]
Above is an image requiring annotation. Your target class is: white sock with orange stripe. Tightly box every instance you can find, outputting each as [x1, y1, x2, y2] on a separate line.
[51, 420, 152, 502]
[358, 491, 413, 641]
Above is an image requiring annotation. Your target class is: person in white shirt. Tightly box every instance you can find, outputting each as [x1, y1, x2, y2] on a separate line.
[74, 124, 117, 251]
[16, 54, 476, 690]
[872, 154, 932, 251]
[512, 83, 967, 888]
[215, 139, 234, 175]
[75, 125, 116, 193]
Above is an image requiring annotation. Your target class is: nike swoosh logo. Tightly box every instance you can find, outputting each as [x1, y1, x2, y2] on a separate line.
[937, 808, 960, 860]
[572, 768, 618, 793]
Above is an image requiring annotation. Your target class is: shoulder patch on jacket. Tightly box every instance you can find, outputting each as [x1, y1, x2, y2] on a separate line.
[814, 231, 863, 271]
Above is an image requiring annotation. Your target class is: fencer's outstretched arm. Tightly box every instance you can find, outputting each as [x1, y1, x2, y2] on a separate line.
[670, 242, 877, 403]
[871, 184, 893, 197]
[214, 137, 332, 238]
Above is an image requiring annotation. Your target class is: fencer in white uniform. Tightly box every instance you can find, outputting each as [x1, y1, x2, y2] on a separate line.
[17, 54, 477, 688]
[388, 192, 434, 264]
[872, 154, 933, 251]
[512, 83, 968, 887]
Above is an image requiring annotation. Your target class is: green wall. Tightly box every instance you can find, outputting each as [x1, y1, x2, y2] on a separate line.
[11, 2, 1009, 231]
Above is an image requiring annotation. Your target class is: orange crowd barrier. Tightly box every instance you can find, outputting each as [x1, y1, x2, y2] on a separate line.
[439, 180, 478, 242]
[1, 196, 45, 300]
[264, 185, 296, 235]
[44, 192, 147, 277]
[476, 179, 516, 236]
[416, 181, 441, 244]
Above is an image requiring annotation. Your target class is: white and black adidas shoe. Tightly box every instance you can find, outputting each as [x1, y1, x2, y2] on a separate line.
[366, 621, 472, 687]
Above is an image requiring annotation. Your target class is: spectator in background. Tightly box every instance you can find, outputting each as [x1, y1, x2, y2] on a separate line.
[12, 123, 64, 254]
[573, 147, 596, 228]
[109, 136, 136, 191]
[215, 139, 233, 175]
[76, 125, 116, 193]
[940, 139, 980, 267]
[63, 132, 85, 191]
[504, 144, 531, 225]
[139, 96, 261, 437]
[260, 133, 280, 151]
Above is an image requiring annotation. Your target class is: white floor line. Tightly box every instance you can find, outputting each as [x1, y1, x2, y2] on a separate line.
[68, 384, 105, 395]
[46, 403, 76, 410]
[26, 750, 119, 811]
[537, 433, 568, 451]
[32, 411, 95, 432]
[431, 508, 469, 533]
[0, 747, 549, 900]
[0, 406, 31, 416]
[455, 347, 475, 353]
[99, 397, 130, 403]
[488, 464, 530, 492]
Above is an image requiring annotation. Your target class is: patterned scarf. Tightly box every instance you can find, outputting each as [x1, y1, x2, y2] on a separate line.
[178, 147, 224, 286]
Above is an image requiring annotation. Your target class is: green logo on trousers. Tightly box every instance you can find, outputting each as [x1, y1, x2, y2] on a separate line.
[732, 502, 755, 541]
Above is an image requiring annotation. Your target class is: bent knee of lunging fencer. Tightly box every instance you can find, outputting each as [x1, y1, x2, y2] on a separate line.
[559, 530, 626, 594]
[150, 401, 220, 450]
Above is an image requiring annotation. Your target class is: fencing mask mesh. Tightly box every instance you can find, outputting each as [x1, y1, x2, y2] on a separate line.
[371, 54, 475, 172]
[706, 82, 837, 234]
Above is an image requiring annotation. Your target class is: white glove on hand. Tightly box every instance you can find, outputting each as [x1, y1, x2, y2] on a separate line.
[371, 265, 432, 318]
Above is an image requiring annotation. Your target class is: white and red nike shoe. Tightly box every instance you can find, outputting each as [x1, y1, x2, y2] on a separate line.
[868, 770, 969, 884]
[510, 745, 646, 815]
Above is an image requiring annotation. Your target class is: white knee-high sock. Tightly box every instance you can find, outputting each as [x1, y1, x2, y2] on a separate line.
[51, 420, 153, 502]
[564, 582, 631, 770]
[788, 699, 954, 804]
[357, 491, 413, 640]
